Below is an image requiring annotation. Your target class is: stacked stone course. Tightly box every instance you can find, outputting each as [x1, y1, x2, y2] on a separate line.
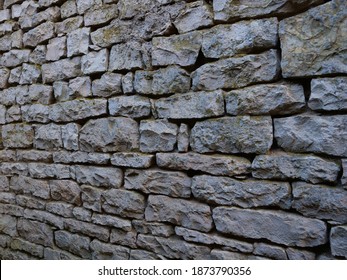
[0, 0, 346, 260]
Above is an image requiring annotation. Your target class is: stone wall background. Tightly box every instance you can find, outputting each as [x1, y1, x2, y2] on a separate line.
[0, 0, 346, 260]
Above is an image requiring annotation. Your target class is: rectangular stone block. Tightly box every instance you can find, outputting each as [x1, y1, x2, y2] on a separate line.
[81, 185, 103, 212]
[55, 230, 91, 259]
[34, 123, 62, 150]
[213, 207, 327, 247]
[0, 214, 17, 236]
[132, 220, 174, 238]
[2, 123, 34, 148]
[17, 218, 54, 247]
[90, 239, 129, 260]
[84, 4, 118, 26]
[110, 153, 154, 168]
[92, 72, 122, 97]
[42, 57, 81, 83]
[191, 116, 273, 154]
[145, 195, 213, 232]
[24, 208, 64, 229]
[109, 95, 151, 118]
[91, 213, 132, 231]
[10, 175, 50, 199]
[330, 226, 347, 258]
[64, 218, 109, 242]
[50, 180, 81, 206]
[53, 151, 110, 165]
[0, 49, 31, 67]
[81, 49, 108, 75]
[23, 21, 55, 47]
[10, 238, 44, 258]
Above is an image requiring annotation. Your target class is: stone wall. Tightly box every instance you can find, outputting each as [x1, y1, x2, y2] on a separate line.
[0, 0, 346, 260]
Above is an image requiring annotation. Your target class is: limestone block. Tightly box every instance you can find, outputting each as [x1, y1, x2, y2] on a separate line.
[17, 218, 54, 247]
[10, 238, 44, 258]
[76, 0, 102, 14]
[132, 220, 174, 238]
[81, 185, 103, 212]
[92, 72, 122, 97]
[61, 0, 77, 19]
[55, 230, 91, 259]
[53, 151, 109, 165]
[50, 180, 81, 205]
[91, 213, 132, 231]
[177, 124, 189, 152]
[122, 72, 134, 94]
[192, 49, 280, 91]
[84, 4, 118, 26]
[0, 49, 31, 67]
[67, 27, 90, 57]
[28, 163, 70, 179]
[254, 243, 287, 260]
[81, 49, 109, 74]
[46, 202, 74, 218]
[2, 123, 34, 148]
[19, 63, 41, 85]
[0, 67, 10, 89]
[109, 95, 151, 118]
[55, 16, 84, 35]
[109, 41, 145, 71]
[330, 226, 347, 258]
[23, 21, 55, 47]
[62, 123, 80, 151]
[69, 76, 92, 98]
[34, 123, 62, 150]
[79, 117, 139, 152]
[63, 218, 109, 242]
[110, 153, 154, 168]
[19, 6, 60, 29]
[274, 115, 347, 157]
[280, 0, 347, 77]
[42, 57, 81, 83]
[145, 195, 213, 232]
[0, 214, 17, 236]
[17, 150, 52, 163]
[29, 45, 47, 64]
[191, 116, 273, 154]
[90, 239, 129, 260]
[21, 104, 50, 123]
[192, 175, 291, 209]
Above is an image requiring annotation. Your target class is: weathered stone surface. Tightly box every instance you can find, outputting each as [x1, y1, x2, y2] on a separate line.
[0, 203, 24, 217]
[210, 249, 266, 260]
[225, 82, 305, 115]
[19, 63, 41, 85]
[17, 218, 54, 247]
[0, 67, 10, 88]
[111, 153, 154, 168]
[28, 163, 70, 179]
[292, 182, 347, 223]
[34, 123, 62, 150]
[10, 238, 44, 258]
[92, 72, 122, 97]
[5, 105, 21, 123]
[84, 4, 118, 26]
[49, 99, 107, 122]
[153, 90, 224, 119]
[62, 123, 80, 151]
[102, 189, 146, 219]
[286, 248, 315, 260]
[29, 45, 47, 64]
[91, 213, 132, 231]
[140, 120, 177, 153]
[122, 72, 134, 94]
[67, 28, 90, 57]
[2, 123, 34, 148]
[330, 225, 347, 258]
[192, 49, 280, 91]
[73, 165, 122, 188]
[79, 117, 139, 152]
[50, 180, 81, 205]
[0, 176, 10, 192]
[175, 227, 254, 253]
[53, 151, 109, 165]
[42, 57, 81, 83]
[157, 152, 251, 177]
[109, 95, 151, 118]
[23, 21, 55, 47]
[152, 31, 201, 67]
[110, 228, 137, 248]
[64, 218, 109, 242]
[18, 103, 47, 124]
[130, 249, 165, 260]
[137, 234, 211, 259]
[81, 49, 108, 74]
[16, 195, 46, 210]
[90, 239, 130, 260]
[213, 207, 327, 247]
[132, 220, 174, 238]
[0, 214, 17, 236]
[55, 230, 91, 259]
[0, 49, 31, 67]
[55, 16, 84, 35]
[44, 248, 80, 260]
[192, 175, 291, 209]
[213, 0, 324, 22]
[0, 163, 28, 176]
[0, 104, 6, 124]
[10, 176, 50, 199]
[342, 159, 347, 188]
[0, 192, 16, 204]
[274, 115, 347, 157]
[177, 124, 189, 152]
[61, 0, 77, 19]
[109, 41, 146, 71]
[145, 195, 213, 232]
[254, 243, 287, 260]
[19, 5, 59, 29]
[81, 185, 103, 212]
[125, 169, 191, 198]
[16, 150, 52, 163]
[76, 0, 102, 14]
[0, 9, 10, 22]
[202, 18, 277, 59]
[173, 0, 213, 33]
[1, 86, 26, 106]
[191, 116, 273, 154]
[46, 201, 74, 218]
[73, 207, 92, 222]
[18, 84, 53, 105]
[46, 36, 66, 61]
[308, 77, 347, 111]
[69, 77, 91, 98]
[280, 0, 347, 77]
[252, 152, 340, 184]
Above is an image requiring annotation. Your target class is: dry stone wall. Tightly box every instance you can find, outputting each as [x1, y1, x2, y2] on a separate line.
[0, 0, 346, 260]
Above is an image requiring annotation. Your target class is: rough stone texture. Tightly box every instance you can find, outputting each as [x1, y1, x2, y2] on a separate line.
[53, 151, 109, 165]
[17, 218, 54, 247]
[145, 195, 213, 232]
[225, 82, 305, 115]
[34, 123, 62, 150]
[81, 49, 108, 75]
[191, 116, 273, 154]
[157, 152, 251, 177]
[292, 182, 347, 223]
[79, 117, 139, 152]
[153, 90, 224, 119]
[253, 243, 287, 260]
[125, 169, 191, 198]
[67, 27, 90, 57]
[23, 22, 55, 47]
[92, 72, 122, 97]
[42, 57, 81, 83]
[308, 77, 347, 111]
[330, 226, 347, 258]
[55, 230, 91, 258]
[50, 180, 81, 205]
[90, 239, 130, 260]
[111, 153, 154, 168]
[46, 36, 66, 61]
[192, 175, 291, 209]
[84, 4, 118, 27]
[280, 0, 347, 78]
[342, 159, 347, 188]
[109, 95, 151, 118]
[213, 207, 327, 247]
[2, 123, 34, 148]
[192, 49, 280, 91]
[252, 152, 340, 184]
[274, 115, 347, 157]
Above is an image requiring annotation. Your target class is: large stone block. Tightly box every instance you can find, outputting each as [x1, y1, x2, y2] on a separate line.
[34, 123, 62, 150]
[213, 207, 327, 247]
[145, 195, 213, 232]
[23, 21, 55, 47]
[10, 238, 44, 258]
[153, 90, 224, 119]
[46, 36, 66, 61]
[274, 115, 347, 157]
[55, 230, 91, 259]
[90, 239, 130, 260]
[79, 117, 139, 152]
[225, 82, 305, 115]
[292, 182, 347, 223]
[125, 169, 191, 198]
[308, 77, 347, 111]
[28, 163, 70, 180]
[92, 72, 122, 97]
[91, 213, 132, 231]
[132, 220, 174, 238]
[102, 189, 146, 219]
[0, 67, 10, 89]
[157, 152, 251, 177]
[330, 226, 347, 258]
[81, 49, 109, 75]
[55, 16, 84, 35]
[84, 4, 118, 26]
[110, 153, 154, 168]
[64, 218, 109, 242]
[53, 151, 109, 165]
[280, 0, 347, 77]
[81, 185, 103, 212]
[0, 214, 17, 236]
[109, 95, 151, 118]
[191, 116, 273, 154]
[42, 57, 81, 83]
[67, 27, 90, 57]
[0, 49, 31, 67]
[192, 49, 280, 91]
[201, 18, 278, 58]
[2, 123, 34, 148]
[10, 175, 50, 200]
[50, 180, 81, 205]
[49, 99, 107, 122]
[252, 152, 340, 184]
[21, 104, 49, 123]
[192, 175, 291, 209]
[17, 218, 54, 247]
